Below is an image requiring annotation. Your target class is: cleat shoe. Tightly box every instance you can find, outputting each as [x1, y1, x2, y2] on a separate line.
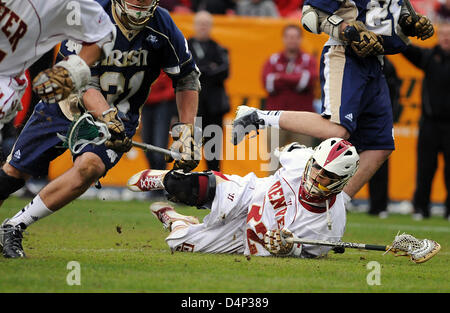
[127, 169, 168, 192]
[0, 219, 26, 258]
[232, 105, 265, 145]
[150, 202, 199, 230]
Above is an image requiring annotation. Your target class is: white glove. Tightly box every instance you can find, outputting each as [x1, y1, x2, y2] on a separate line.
[0, 76, 26, 124]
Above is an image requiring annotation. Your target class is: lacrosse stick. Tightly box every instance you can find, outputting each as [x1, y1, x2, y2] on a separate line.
[283, 231, 441, 264]
[58, 112, 182, 159]
[404, 0, 419, 22]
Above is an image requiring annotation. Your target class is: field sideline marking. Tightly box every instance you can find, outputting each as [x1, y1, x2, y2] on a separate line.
[348, 222, 450, 233]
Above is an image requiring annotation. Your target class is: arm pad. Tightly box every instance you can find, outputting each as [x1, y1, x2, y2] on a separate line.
[55, 55, 91, 91]
[302, 5, 320, 34]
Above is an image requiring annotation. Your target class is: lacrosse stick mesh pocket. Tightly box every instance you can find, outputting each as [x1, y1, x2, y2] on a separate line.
[386, 232, 441, 263]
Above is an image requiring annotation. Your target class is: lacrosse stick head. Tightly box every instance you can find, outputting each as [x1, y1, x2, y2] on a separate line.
[386, 232, 441, 264]
[57, 113, 111, 155]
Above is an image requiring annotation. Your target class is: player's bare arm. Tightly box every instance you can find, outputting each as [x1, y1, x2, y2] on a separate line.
[166, 69, 202, 172]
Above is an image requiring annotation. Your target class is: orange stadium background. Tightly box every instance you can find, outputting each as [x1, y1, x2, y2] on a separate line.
[45, 15, 444, 203]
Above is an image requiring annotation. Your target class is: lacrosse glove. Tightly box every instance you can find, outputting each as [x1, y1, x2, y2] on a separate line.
[340, 21, 384, 57]
[98, 107, 132, 153]
[165, 123, 202, 173]
[32, 55, 91, 104]
[399, 14, 434, 40]
[264, 229, 302, 257]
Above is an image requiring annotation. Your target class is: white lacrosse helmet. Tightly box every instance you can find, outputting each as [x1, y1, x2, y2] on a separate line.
[299, 138, 359, 204]
[114, 0, 159, 30]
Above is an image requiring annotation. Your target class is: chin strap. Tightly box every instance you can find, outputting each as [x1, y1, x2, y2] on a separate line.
[326, 199, 332, 230]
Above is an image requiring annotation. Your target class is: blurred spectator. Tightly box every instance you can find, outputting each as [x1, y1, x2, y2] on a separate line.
[368, 57, 403, 219]
[401, 22, 450, 221]
[159, 0, 192, 13]
[262, 24, 318, 159]
[191, 0, 236, 14]
[410, 0, 439, 17]
[141, 71, 177, 199]
[435, 0, 450, 21]
[188, 11, 230, 171]
[274, 0, 303, 18]
[236, 0, 279, 17]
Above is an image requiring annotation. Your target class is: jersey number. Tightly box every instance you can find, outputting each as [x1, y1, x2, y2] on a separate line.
[365, 0, 401, 36]
[246, 204, 268, 255]
[100, 71, 145, 113]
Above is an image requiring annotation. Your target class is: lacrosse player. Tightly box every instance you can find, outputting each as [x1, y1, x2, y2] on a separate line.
[0, 0, 200, 258]
[232, 0, 435, 204]
[127, 138, 360, 258]
[0, 0, 116, 130]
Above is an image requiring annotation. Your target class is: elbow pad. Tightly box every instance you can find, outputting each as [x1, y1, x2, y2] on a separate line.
[302, 5, 320, 34]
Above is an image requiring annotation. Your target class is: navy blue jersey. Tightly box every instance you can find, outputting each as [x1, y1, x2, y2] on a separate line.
[304, 0, 408, 54]
[58, 1, 196, 130]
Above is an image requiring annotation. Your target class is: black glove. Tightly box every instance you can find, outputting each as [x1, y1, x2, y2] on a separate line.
[341, 21, 384, 57]
[399, 14, 434, 40]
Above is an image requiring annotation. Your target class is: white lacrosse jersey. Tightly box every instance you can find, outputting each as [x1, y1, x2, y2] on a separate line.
[0, 0, 114, 78]
[244, 147, 347, 257]
[165, 147, 347, 258]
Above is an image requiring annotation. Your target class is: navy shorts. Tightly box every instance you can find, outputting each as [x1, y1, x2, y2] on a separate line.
[320, 45, 395, 151]
[8, 101, 134, 178]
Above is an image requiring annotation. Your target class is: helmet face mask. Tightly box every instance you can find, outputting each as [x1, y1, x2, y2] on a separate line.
[299, 138, 359, 204]
[114, 0, 159, 30]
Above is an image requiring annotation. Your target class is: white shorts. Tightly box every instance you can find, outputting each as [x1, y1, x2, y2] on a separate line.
[166, 173, 258, 254]
[0, 75, 27, 128]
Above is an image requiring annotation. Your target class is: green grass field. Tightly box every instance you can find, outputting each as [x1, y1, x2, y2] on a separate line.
[0, 196, 448, 293]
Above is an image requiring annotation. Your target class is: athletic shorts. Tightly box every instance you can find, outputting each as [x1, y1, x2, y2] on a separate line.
[7, 101, 135, 178]
[320, 45, 395, 151]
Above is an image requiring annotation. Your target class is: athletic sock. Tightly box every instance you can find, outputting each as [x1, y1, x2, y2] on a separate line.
[256, 110, 282, 129]
[8, 195, 53, 227]
[170, 220, 189, 232]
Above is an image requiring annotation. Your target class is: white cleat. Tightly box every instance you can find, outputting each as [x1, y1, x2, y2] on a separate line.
[127, 169, 168, 192]
[150, 202, 199, 229]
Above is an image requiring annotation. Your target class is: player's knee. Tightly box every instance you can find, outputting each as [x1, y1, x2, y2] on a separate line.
[163, 170, 216, 207]
[0, 167, 26, 200]
[74, 153, 105, 183]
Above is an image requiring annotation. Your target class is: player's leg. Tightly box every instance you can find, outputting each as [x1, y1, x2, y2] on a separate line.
[412, 119, 438, 219]
[441, 123, 450, 220]
[128, 169, 221, 207]
[340, 54, 395, 198]
[150, 196, 247, 255]
[38, 152, 106, 210]
[0, 163, 30, 207]
[343, 149, 392, 198]
[0, 101, 75, 257]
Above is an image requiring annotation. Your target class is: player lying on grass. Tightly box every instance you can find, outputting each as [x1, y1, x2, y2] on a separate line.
[128, 138, 360, 257]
